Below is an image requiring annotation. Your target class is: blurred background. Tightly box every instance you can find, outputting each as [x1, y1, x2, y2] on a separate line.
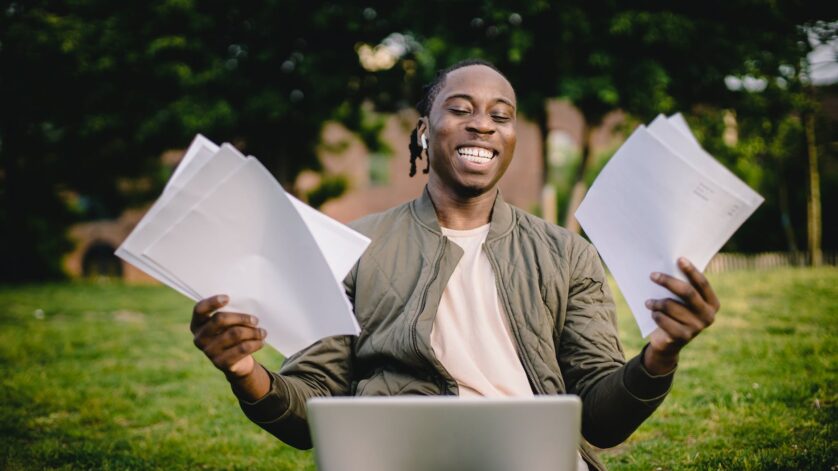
[1, 2, 837, 470]
[1, 0, 836, 283]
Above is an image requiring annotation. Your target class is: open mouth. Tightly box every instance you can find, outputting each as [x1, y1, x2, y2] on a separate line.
[457, 146, 496, 164]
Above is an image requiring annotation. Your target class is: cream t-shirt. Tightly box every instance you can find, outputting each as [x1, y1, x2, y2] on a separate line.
[430, 224, 532, 397]
[431, 224, 588, 471]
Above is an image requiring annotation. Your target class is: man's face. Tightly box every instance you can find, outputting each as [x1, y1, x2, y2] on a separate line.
[423, 65, 517, 198]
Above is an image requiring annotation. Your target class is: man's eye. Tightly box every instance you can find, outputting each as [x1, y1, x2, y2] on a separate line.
[492, 114, 512, 122]
[449, 108, 470, 115]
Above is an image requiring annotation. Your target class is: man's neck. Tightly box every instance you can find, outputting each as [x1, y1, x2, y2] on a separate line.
[427, 179, 497, 230]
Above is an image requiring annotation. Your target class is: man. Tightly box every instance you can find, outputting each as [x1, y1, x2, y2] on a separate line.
[189, 60, 720, 470]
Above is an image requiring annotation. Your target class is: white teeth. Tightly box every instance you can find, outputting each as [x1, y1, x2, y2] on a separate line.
[458, 146, 494, 160]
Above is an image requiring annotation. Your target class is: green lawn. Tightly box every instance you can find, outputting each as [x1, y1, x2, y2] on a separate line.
[0, 268, 835, 470]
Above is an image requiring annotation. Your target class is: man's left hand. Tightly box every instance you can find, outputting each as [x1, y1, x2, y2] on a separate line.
[643, 257, 720, 375]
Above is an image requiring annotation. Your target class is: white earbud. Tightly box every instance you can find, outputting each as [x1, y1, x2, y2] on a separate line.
[421, 133, 428, 150]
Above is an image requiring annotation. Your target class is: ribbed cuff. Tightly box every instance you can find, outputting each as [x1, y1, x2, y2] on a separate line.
[622, 344, 676, 401]
[237, 368, 292, 424]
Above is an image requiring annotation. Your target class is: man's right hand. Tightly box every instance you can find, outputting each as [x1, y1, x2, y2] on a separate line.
[190, 295, 267, 379]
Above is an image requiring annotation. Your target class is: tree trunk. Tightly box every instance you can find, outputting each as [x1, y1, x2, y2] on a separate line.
[563, 122, 592, 233]
[778, 179, 799, 254]
[537, 116, 558, 224]
[804, 110, 822, 267]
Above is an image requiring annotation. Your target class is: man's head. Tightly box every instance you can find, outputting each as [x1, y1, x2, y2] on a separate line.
[409, 59, 517, 198]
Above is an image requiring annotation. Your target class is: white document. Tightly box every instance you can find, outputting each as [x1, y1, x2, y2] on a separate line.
[666, 113, 701, 148]
[116, 135, 369, 356]
[166, 134, 221, 194]
[139, 144, 250, 295]
[144, 157, 361, 355]
[575, 120, 762, 337]
[649, 115, 763, 207]
[287, 194, 370, 285]
[117, 142, 246, 298]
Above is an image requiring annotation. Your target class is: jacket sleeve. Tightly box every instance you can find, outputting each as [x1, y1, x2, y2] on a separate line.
[236, 266, 358, 449]
[557, 240, 675, 448]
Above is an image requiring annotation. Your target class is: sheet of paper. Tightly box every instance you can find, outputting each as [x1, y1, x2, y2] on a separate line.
[165, 134, 220, 194]
[139, 144, 250, 293]
[575, 125, 762, 337]
[118, 139, 368, 300]
[117, 143, 248, 298]
[116, 136, 221, 297]
[650, 115, 764, 207]
[116, 135, 223, 297]
[288, 194, 370, 283]
[666, 113, 701, 148]
[144, 157, 361, 355]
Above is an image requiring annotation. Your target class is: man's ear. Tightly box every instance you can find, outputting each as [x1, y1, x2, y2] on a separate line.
[416, 118, 428, 144]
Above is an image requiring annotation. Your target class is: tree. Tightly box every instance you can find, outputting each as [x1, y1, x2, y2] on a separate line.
[368, 1, 835, 259]
[0, 0, 398, 281]
[2, 0, 834, 281]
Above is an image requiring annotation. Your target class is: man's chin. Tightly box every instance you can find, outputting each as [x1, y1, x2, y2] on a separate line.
[452, 178, 499, 199]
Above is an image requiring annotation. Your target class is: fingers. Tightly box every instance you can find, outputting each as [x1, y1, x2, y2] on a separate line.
[646, 258, 722, 354]
[649, 272, 705, 315]
[201, 325, 267, 355]
[195, 311, 259, 339]
[647, 299, 697, 349]
[645, 298, 704, 332]
[189, 295, 267, 378]
[677, 257, 721, 311]
[650, 311, 692, 346]
[191, 295, 229, 333]
[649, 269, 716, 327]
[194, 323, 267, 376]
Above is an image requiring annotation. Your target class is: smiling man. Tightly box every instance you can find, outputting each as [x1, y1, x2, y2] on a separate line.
[189, 59, 720, 470]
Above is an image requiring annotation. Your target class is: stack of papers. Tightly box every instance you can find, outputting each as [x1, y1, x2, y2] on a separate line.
[116, 135, 369, 356]
[575, 114, 763, 337]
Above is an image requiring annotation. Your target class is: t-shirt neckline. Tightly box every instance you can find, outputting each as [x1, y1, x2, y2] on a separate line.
[440, 223, 491, 238]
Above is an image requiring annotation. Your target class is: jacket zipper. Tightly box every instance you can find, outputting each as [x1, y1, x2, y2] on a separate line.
[410, 236, 448, 372]
[484, 246, 545, 395]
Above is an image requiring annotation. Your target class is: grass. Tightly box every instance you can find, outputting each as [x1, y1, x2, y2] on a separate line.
[0, 268, 835, 470]
[604, 268, 837, 470]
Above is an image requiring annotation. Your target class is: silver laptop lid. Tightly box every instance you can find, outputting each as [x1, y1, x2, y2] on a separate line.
[307, 396, 582, 471]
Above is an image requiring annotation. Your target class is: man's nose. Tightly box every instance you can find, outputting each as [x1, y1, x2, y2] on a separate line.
[465, 113, 495, 135]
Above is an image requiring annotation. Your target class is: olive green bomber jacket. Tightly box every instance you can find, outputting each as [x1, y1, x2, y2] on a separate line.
[238, 188, 675, 470]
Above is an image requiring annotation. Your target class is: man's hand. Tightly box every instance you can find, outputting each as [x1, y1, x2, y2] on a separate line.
[643, 257, 720, 375]
[191, 295, 266, 379]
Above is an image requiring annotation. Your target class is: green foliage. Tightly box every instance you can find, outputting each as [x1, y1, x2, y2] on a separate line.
[0, 1, 392, 281]
[306, 175, 348, 209]
[381, 2, 832, 253]
[334, 102, 393, 156]
[1, 268, 835, 469]
[2, 1, 834, 280]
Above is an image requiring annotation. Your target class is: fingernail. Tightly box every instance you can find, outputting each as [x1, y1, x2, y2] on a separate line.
[259, 328, 267, 337]
[219, 295, 229, 304]
[651, 272, 661, 281]
[678, 257, 688, 267]
[250, 316, 259, 325]
[645, 299, 653, 309]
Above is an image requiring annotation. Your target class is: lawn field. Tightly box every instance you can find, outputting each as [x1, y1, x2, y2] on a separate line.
[1, 268, 835, 470]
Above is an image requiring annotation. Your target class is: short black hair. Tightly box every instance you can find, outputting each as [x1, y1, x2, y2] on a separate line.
[408, 59, 509, 177]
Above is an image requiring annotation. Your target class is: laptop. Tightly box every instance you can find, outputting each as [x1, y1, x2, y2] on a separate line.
[307, 396, 582, 471]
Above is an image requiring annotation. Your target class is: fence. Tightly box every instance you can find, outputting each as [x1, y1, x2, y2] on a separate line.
[705, 252, 838, 273]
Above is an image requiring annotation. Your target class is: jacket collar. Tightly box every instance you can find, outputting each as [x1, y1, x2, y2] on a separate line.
[410, 185, 516, 241]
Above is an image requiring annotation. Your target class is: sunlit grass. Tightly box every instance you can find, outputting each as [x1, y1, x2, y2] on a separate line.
[0, 268, 835, 469]
[603, 268, 837, 470]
